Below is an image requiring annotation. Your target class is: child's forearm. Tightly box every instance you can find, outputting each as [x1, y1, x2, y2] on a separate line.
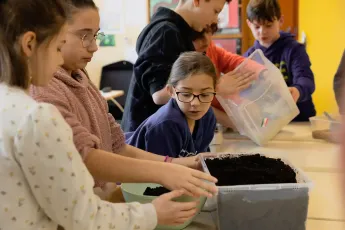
[118, 144, 198, 169]
[85, 148, 165, 184]
[118, 144, 165, 162]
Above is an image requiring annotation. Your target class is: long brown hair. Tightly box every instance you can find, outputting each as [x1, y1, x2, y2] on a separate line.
[0, 0, 68, 89]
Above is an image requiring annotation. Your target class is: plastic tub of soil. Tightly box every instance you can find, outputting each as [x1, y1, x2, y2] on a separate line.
[121, 183, 207, 230]
[201, 153, 313, 230]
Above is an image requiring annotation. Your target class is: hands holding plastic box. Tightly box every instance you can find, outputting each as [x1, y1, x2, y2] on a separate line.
[215, 50, 300, 145]
[216, 55, 300, 104]
[216, 58, 266, 97]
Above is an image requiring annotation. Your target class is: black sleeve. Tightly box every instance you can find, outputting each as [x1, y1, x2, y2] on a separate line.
[137, 24, 187, 95]
[334, 49, 345, 109]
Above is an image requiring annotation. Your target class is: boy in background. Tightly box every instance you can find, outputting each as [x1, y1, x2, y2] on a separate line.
[122, 0, 230, 132]
[244, 0, 316, 121]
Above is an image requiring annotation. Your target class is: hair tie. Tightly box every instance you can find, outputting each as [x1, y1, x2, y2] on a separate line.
[164, 156, 173, 163]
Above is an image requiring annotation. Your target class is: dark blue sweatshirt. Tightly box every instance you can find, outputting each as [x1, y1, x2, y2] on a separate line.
[121, 7, 197, 132]
[125, 99, 216, 158]
[244, 32, 316, 121]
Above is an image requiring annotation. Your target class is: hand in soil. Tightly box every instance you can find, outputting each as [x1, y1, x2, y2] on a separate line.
[160, 163, 218, 198]
[152, 190, 198, 226]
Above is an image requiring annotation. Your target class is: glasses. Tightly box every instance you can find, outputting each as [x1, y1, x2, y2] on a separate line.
[175, 89, 216, 103]
[69, 31, 105, 48]
[81, 32, 105, 48]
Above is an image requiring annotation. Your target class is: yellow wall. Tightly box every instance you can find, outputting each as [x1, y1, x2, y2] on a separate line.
[299, 0, 345, 114]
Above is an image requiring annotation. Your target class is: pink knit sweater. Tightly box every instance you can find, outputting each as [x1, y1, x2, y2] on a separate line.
[30, 68, 125, 186]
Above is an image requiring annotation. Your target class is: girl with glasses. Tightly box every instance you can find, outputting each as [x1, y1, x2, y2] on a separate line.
[30, 0, 217, 201]
[126, 52, 217, 158]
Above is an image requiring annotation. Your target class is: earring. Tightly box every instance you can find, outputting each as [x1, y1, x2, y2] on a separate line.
[27, 59, 32, 85]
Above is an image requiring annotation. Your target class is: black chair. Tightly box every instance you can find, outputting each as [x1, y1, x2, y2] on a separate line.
[100, 60, 134, 122]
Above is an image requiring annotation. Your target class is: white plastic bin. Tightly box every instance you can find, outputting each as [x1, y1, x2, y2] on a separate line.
[201, 153, 313, 230]
[217, 49, 299, 145]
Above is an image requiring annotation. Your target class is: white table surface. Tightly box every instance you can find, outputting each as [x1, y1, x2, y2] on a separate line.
[223, 122, 320, 142]
[186, 213, 345, 230]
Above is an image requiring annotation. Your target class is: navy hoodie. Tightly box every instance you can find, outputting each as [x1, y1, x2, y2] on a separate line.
[121, 7, 197, 132]
[125, 99, 216, 158]
[244, 32, 316, 121]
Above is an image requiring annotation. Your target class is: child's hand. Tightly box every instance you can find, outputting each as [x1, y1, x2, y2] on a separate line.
[159, 163, 218, 198]
[216, 70, 256, 97]
[152, 190, 198, 226]
[171, 153, 218, 170]
[289, 87, 300, 102]
[171, 155, 199, 169]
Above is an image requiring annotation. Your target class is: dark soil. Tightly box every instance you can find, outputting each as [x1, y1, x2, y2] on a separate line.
[144, 186, 171, 196]
[205, 154, 297, 186]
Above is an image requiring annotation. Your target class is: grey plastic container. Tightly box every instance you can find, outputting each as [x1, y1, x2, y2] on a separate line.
[201, 153, 313, 230]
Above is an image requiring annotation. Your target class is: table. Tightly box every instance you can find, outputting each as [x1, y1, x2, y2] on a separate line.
[100, 90, 125, 112]
[223, 122, 319, 142]
[187, 213, 345, 230]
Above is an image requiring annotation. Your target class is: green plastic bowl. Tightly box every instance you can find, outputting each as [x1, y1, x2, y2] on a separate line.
[121, 183, 207, 230]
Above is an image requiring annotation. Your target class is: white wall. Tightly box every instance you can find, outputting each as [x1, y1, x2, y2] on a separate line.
[86, 0, 148, 87]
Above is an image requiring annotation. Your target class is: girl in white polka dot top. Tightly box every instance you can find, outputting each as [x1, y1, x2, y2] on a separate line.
[0, 0, 200, 229]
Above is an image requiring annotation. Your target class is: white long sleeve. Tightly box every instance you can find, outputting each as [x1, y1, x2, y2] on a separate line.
[9, 102, 157, 230]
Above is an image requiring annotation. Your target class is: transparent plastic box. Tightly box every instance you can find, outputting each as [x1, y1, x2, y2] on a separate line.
[201, 153, 313, 230]
[309, 114, 341, 143]
[217, 49, 300, 145]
